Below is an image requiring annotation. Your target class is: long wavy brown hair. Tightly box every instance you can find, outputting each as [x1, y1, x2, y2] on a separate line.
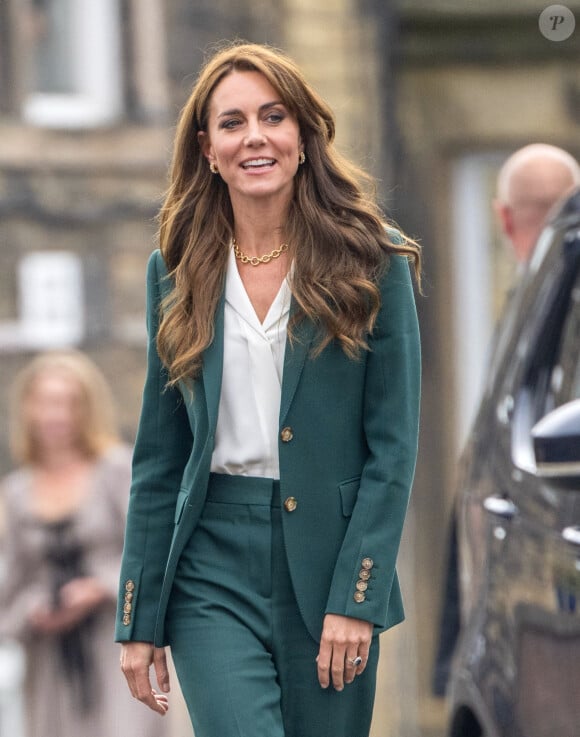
[157, 41, 421, 386]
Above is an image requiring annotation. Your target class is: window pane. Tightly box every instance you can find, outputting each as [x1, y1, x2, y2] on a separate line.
[31, 0, 77, 94]
[547, 279, 580, 409]
[23, 0, 124, 128]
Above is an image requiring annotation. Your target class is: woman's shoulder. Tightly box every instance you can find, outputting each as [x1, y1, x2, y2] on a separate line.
[0, 467, 32, 512]
[98, 443, 133, 474]
[146, 249, 175, 303]
[92, 445, 133, 509]
[147, 249, 168, 277]
[381, 225, 416, 278]
[384, 225, 404, 246]
[1, 467, 29, 489]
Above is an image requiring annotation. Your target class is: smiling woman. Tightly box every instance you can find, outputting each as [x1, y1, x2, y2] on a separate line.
[116, 41, 422, 737]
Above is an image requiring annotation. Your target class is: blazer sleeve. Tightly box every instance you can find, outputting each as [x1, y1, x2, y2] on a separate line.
[324, 254, 421, 629]
[115, 250, 193, 642]
[88, 445, 134, 600]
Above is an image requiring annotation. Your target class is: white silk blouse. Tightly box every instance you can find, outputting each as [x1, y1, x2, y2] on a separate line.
[210, 246, 291, 479]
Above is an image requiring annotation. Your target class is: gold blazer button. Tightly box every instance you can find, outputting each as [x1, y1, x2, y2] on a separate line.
[284, 496, 298, 512]
[356, 580, 368, 592]
[361, 557, 374, 570]
[280, 427, 294, 442]
[353, 591, 366, 603]
[122, 614, 131, 626]
[358, 569, 371, 581]
[125, 580, 135, 592]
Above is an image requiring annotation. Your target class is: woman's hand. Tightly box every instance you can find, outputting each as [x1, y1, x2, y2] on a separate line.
[316, 613, 373, 691]
[29, 606, 90, 634]
[120, 641, 170, 715]
[29, 577, 110, 634]
[59, 576, 109, 615]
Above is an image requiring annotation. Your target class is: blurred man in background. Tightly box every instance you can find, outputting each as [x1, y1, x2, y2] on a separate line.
[432, 142, 580, 698]
[493, 142, 580, 263]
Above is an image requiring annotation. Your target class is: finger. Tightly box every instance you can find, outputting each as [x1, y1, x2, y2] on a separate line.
[133, 674, 167, 715]
[330, 644, 347, 691]
[355, 645, 370, 676]
[344, 652, 361, 684]
[316, 640, 332, 689]
[151, 689, 170, 715]
[153, 647, 171, 693]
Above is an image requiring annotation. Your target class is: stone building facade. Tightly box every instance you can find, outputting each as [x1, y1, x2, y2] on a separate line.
[1, 1, 579, 735]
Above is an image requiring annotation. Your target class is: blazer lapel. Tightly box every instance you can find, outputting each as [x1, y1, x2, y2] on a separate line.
[202, 291, 226, 433]
[280, 303, 316, 425]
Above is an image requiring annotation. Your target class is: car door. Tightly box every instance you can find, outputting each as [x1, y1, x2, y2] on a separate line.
[510, 238, 580, 737]
[456, 221, 580, 737]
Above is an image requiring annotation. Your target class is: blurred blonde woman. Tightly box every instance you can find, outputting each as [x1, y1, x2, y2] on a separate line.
[0, 351, 168, 737]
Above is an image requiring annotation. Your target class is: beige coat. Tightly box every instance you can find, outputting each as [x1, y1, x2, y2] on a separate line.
[0, 445, 168, 737]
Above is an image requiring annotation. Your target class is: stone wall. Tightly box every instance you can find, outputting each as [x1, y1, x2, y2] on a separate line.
[0, 126, 169, 471]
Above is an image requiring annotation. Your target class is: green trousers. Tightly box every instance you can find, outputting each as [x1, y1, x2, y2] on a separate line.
[165, 473, 379, 737]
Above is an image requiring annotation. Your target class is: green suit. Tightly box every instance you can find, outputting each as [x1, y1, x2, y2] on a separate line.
[115, 247, 420, 648]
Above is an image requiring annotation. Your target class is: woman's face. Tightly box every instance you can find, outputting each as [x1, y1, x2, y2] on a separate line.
[25, 370, 85, 455]
[199, 70, 303, 211]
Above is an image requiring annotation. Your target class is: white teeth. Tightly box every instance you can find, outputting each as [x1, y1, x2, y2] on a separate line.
[242, 158, 275, 168]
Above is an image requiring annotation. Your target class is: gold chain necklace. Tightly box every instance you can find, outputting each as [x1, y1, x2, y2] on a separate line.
[233, 237, 288, 266]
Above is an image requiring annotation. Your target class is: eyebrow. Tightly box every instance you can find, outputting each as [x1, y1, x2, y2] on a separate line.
[217, 100, 285, 119]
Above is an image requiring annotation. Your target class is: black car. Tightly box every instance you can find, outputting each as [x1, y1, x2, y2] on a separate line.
[447, 188, 580, 737]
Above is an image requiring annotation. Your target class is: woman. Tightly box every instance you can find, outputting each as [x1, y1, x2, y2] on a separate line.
[0, 351, 168, 737]
[118, 41, 421, 737]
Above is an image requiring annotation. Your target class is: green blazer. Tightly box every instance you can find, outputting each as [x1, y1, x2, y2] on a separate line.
[115, 248, 421, 646]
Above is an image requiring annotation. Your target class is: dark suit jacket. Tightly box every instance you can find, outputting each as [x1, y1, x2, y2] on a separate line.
[116, 247, 421, 646]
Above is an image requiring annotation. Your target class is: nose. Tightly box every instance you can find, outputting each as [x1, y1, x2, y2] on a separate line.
[244, 120, 266, 147]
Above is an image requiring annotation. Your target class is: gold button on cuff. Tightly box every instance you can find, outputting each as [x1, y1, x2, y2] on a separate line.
[356, 580, 368, 592]
[123, 602, 133, 614]
[361, 557, 374, 570]
[125, 580, 135, 592]
[280, 427, 294, 442]
[353, 591, 366, 603]
[284, 496, 297, 512]
[358, 569, 371, 581]
[124, 592, 133, 602]
[122, 614, 131, 626]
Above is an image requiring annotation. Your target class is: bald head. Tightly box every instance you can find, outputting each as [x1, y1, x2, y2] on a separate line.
[494, 143, 580, 262]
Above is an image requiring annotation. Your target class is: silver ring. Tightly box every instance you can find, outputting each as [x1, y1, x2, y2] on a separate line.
[348, 656, 363, 667]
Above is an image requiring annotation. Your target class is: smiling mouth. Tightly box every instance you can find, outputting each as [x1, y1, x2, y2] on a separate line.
[241, 158, 276, 169]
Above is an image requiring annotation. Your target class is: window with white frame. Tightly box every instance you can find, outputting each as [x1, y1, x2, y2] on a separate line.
[0, 251, 85, 351]
[22, 0, 123, 128]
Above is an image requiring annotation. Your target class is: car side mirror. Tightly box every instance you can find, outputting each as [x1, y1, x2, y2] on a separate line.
[532, 399, 580, 479]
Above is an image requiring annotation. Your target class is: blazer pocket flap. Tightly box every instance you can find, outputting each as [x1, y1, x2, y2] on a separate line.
[174, 488, 189, 524]
[339, 477, 361, 517]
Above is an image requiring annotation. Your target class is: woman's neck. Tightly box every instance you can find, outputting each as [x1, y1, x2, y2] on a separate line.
[30, 450, 95, 522]
[35, 447, 89, 474]
[230, 200, 289, 257]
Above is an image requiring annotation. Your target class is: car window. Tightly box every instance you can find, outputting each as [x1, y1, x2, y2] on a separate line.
[511, 232, 580, 473]
[545, 279, 580, 411]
